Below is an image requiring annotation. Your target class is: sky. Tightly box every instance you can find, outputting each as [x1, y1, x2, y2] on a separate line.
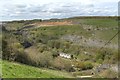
[0, 0, 119, 21]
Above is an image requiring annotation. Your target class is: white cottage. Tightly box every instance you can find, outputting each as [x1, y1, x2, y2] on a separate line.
[59, 52, 72, 59]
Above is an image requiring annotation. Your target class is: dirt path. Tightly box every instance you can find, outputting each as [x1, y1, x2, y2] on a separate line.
[76, 75, 93, 78]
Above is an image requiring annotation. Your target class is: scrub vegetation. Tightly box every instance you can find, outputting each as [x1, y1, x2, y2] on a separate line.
[1, 16, 119, 78]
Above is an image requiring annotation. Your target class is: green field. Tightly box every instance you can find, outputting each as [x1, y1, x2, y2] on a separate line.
[2, 60, 73, 78]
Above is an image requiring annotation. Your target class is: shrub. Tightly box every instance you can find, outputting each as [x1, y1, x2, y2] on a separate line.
[47, 40, 55, 48]
[38, 51, 53, 67]
[24, 50, 53, 68]
[96, 52, 105, 61]
[37, 43, 48, 53]
[51, 58, 65, 70]
[74, 61, 93, 70]
[15, 51, 28, 63]
[52, 52, 59, 58]
[2, 33, 25, 61]
[84, 61, 93, 69]
[52, 57, 74, 72]
[95, 48, 118, 64]
[2, 39, 10, 60]
[75, 61, 85, 70]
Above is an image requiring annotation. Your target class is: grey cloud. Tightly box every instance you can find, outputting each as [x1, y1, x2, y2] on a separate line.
[0, 1, 118, 21]
[15, 4, 27, 8]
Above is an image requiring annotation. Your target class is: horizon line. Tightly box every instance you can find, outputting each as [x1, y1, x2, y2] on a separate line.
[1, 15, 119, 22]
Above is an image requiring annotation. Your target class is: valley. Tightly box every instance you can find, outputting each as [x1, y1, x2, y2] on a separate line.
[1, 16, 119, 78]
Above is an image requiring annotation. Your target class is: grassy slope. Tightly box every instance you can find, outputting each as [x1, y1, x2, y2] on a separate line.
[68, 18, 118, 42]
[2, 60, 73, 78]
[8, 18, 118, 44]
[68, 18, 118, 27]
[2, 17, 118, 78]
[44, 18, 117, 36]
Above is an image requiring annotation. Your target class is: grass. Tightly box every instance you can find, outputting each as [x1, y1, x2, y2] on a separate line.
[5, 22, 24, 30]
[2, 17, 118, 78]
[82, 19, 117, 27]
[29, 25, 93, 40]
[0, 59, 2, 78]
[95, 29, 118, 44]
[69, 18, 118, 28]
[2, 60, 73, 78]
[10, 17, 118, 44]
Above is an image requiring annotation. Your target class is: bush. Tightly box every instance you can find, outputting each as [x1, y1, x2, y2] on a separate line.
[84, 61, 93, 69]
[74, 61, 93, 70]
[36, 43, 49, 52]
[24, 50, 53, 68]
[15, 51, 28, 63]
[52, 57, 74, 72]
[51, 58, 65, 70]
[75, 61, 85, 70]
[38, 51, 53, 67]
[95, 48, 118, 64]
[95, 50, 106, 63]
[2, 33, 25, 61]
[52, 52, 59, 58]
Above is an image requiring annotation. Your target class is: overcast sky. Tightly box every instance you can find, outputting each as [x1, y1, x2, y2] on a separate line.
[0, 0, 119, 21]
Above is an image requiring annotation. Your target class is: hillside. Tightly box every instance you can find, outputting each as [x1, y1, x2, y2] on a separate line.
[2, 17, 119, 78]
[2, 60, 73, 78]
